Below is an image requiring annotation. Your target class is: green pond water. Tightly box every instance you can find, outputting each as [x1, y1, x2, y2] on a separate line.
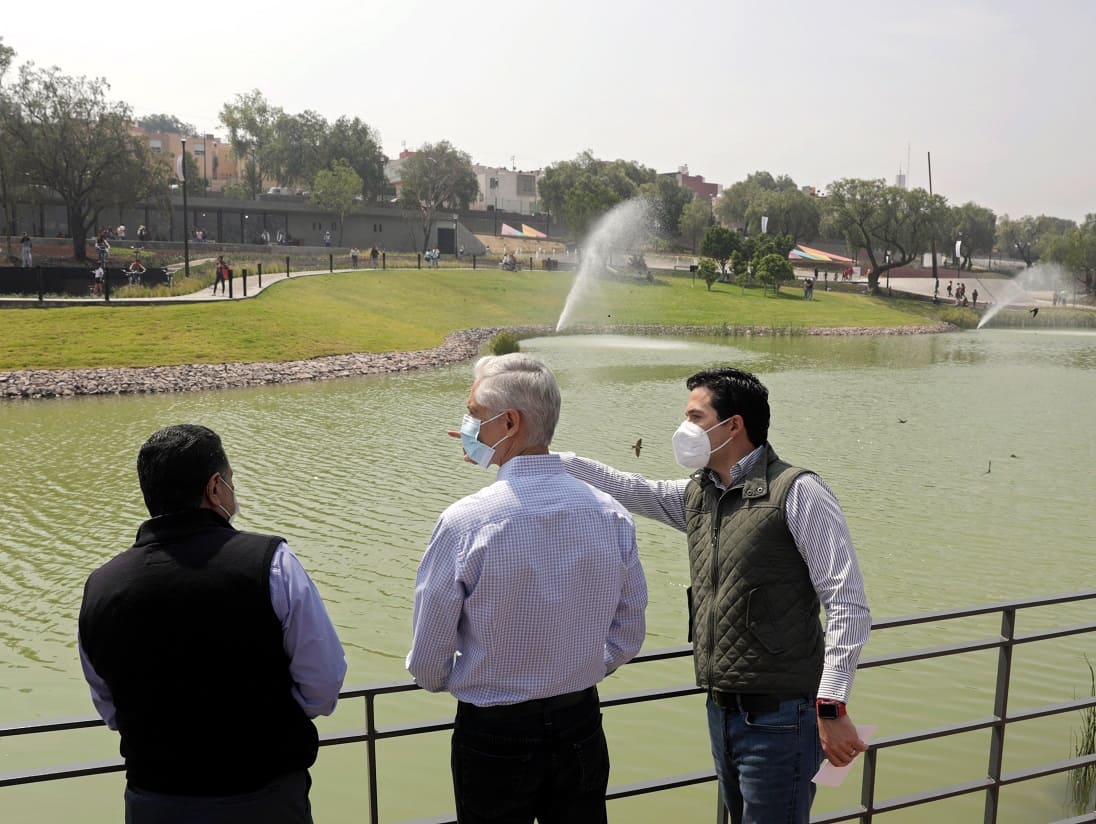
[1, 329, 1095, 823]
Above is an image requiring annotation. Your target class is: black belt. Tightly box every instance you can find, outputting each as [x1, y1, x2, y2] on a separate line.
[709, 691, 801, 713]
[459, 687, 598, 721]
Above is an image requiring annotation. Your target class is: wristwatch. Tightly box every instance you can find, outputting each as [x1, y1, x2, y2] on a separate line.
[816, 699, 847, 719]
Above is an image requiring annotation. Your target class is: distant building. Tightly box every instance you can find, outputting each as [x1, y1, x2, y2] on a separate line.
[661, 165, 721, 205]
[128, 126, 243, 191]
[471, 165, 542, 215]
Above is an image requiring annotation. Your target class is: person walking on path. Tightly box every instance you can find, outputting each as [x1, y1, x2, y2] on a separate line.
[559, 367, 871, 824]
[20, 233, 32, 267]
[78, 424, 346, 824]
[971, 288, 979, 308]
[212, 256, 229, 295]
[96, 234, 111, 266]
[350, 247, 360, 268]
[408, 353, 647, 824]
[370, 246, 379, 269]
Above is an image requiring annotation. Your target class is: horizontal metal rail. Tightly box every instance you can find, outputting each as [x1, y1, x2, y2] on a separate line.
[3, 590, 1096, 823]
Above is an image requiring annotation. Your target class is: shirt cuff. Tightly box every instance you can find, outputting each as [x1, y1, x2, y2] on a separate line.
[817, 668, 854, 704]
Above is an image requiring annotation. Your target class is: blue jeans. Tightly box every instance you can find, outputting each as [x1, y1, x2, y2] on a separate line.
[124, 770, 312, 824]
[706, 696, 823, 824]
[452, 691, 609, 823]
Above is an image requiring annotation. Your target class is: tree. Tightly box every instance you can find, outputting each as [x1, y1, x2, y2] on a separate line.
[949, 201, 996, 270]
[715, 170, 798, 228]
[538, 151, 656, 238]
[754, 252, 795, 294]
[312, 159, 363, 245]
[0, 37, 19, 251]
[267, 109, 327, 187]
[5, 63, 173, 260]
[1040, 215, 1096, 293]
[700, 224, 741, 275]
[824, 178, 949, 293]
[678, 198, 712, 254]
[996, 214, 1075, 267]
[640, 175, 693, 242]
[136, 113, 195, 135]
[397, 141, 479, 253]
[743, 188, 821, 245]
[323, 117, 386, 202]
[697, 257, 719, 291]
[182, 151, 209, 196]
[219, 90, 282, 199]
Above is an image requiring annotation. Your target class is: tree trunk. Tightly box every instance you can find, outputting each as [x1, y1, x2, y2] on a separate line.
[69, 205, 88, 261]
[868, 271, 880, 292]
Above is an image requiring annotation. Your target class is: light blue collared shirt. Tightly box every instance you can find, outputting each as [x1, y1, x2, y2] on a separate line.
[79, 542, 346, 728]
[407, 453, 648, 706]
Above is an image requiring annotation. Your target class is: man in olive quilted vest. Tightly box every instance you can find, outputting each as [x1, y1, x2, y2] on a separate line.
[561, 367, 870, 824]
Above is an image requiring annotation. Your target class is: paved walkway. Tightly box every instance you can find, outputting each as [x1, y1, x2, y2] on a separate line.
[0, 263, 362, 307]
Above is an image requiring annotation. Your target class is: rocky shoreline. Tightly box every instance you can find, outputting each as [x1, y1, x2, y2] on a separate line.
[0, 322, 956, 400]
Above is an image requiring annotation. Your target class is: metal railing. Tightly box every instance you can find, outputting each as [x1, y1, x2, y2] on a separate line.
[3, 591, 1096, 823]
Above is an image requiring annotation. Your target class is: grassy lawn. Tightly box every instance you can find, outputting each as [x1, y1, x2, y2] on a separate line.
[0, 269, 937, 370]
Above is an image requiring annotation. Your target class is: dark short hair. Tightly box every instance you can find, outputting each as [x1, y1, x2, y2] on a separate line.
[137, 425, 228, 516]
[686, 367, 770, 446]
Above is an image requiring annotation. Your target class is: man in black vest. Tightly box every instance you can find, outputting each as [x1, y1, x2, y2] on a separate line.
[561, 367, 871, 824]
[79, 424, 346, 824]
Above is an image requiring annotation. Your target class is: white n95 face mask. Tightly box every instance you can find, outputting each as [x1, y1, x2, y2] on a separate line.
[671, 420, 733, 469]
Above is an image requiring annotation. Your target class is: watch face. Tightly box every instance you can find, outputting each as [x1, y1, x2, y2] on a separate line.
[817, 702, 841, 719]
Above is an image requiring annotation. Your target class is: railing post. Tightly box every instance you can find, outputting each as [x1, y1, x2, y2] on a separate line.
[36, 265, 44, 302]
[366, 694, 380, 824]
[472, 254, 477, 270]
[242, 268, 247, 297]
[382, 252, 386, 270]
[228, 268, 233, 299]
[329, 253, 333, 273]
[716, 786, 728, 824]
[417, 253, 421, 270]
[984, 607, 1016, 824]
[286, 256, 290, 277]
[860, 747, 878, 823]
[257, 262, 262, 289]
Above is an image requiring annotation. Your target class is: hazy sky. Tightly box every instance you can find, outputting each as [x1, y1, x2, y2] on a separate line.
[7, 0, 1094, 221]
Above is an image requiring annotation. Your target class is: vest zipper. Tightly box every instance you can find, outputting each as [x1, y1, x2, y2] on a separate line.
[707, 486, 724, 689]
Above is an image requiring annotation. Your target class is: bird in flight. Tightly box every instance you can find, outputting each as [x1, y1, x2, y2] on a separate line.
[984, 461, 992, 475]
[1030, 307, 1039, 317]
[631, 438, 643, 457]
[897, 418, 908, 424]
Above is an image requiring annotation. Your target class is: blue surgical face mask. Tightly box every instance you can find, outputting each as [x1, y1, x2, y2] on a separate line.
[460, 411, 508, 468]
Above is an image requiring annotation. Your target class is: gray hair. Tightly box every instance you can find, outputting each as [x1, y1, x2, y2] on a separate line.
[472, 353, 561, 447]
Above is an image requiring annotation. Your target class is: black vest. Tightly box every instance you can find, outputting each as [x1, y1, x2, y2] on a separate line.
[79, 509, 319, 794]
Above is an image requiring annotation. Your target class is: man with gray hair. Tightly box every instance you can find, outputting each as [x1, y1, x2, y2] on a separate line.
[407, 353, 647, 823]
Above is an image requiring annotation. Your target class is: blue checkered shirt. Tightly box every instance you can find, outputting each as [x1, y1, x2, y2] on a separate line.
[407, 454, 648, 705]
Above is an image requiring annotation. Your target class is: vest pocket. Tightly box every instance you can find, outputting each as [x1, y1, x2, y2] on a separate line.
[746, 586, 788, 655]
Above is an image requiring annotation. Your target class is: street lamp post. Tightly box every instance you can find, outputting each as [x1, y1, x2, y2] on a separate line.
[180, 138, 191, 279]
[885, 249, 891, 293]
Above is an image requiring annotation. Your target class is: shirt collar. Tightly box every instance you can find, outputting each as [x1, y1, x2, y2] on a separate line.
[707, 443, 766, 491]
[497, 452, 562, 481]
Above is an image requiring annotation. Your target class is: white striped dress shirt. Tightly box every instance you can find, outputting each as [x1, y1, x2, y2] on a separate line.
[559, 444, 870, 703]
[407, 454, 648, 706]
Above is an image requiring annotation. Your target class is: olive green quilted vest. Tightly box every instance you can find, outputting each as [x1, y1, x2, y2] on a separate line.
[685, 444, 824, 694]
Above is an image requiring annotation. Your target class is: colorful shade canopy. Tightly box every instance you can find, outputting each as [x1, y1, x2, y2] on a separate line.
[788, 244, 854, 264]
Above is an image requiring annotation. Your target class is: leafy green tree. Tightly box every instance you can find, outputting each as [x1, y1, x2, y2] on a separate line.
[219, 90, 282, 199]
[312, 159, 363, 245]
[323, 116, 386, 202]
[397, 141, 479, 253]
[754, 252, 794, 294]
[5, 63, 173, 259]
[538, 151, 656, 238]
[267, 109, 327, 188]
[700, 224, 740, 275]
[715, 170, 798, 228]
[949, 201, 996, 269]
[697, 257, 719, 291]
[0, 37, 19, 251]
[996, 214, 1075, 267]
[181, 151, 209, 196]
[640, 176, 693, 242]
[824, 178, 949, 293]
[678, 198, 712, 254]
[1040, 215, 1096, 293]
[136, 113, 195, 135]
[743, 188, 820, 245]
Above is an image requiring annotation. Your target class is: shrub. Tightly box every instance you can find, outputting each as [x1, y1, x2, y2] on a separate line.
[490, 330, 521, 355]
[938, 307, 980, 328]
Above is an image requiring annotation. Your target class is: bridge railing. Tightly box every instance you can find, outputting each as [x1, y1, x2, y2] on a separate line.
[4, 590, 1096, 823]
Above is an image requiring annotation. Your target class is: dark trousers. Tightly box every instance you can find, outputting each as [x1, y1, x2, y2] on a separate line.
[124, 769, 312, 824]
[452, 687, 609, 824]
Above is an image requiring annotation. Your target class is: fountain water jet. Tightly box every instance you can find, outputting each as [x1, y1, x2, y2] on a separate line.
[977, 262, 1071, 329]
[555, 199, 654, 331]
